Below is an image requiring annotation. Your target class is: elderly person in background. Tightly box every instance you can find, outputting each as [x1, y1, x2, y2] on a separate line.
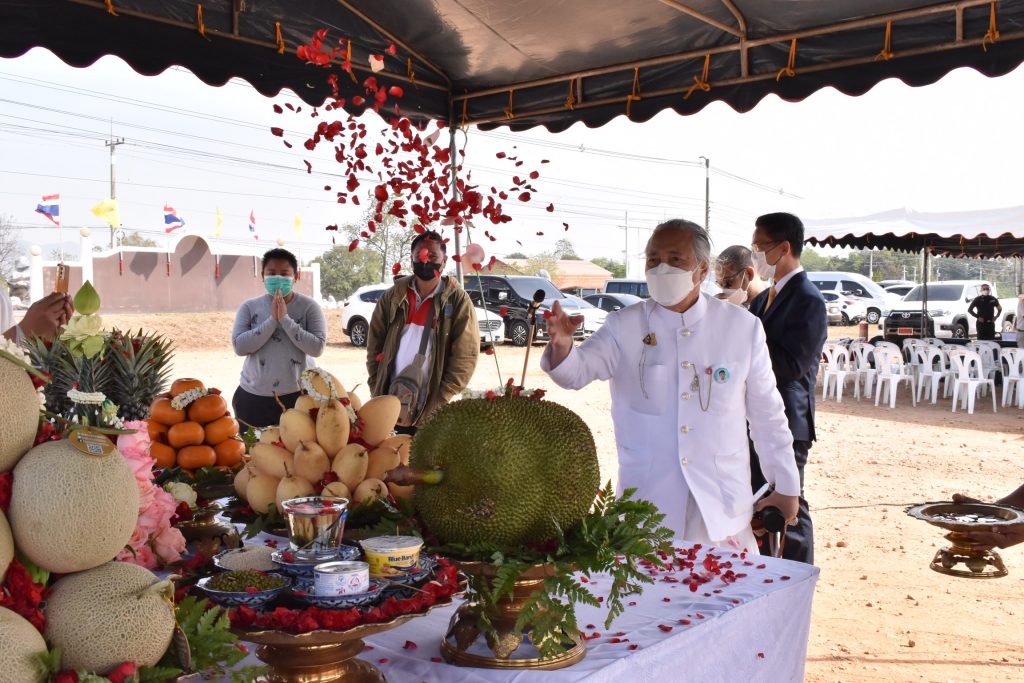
[541, 219, 800, 550]
[714, 245, 766, 308]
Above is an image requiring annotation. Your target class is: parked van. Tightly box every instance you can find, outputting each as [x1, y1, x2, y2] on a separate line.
[604, 278, 648, 298]
[807, 271, 887, 324]
[883, 280, 994, 339]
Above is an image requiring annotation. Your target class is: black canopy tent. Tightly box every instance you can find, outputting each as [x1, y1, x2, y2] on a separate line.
[3, 0, 1024, 271]
[805, 207, 1024, 338]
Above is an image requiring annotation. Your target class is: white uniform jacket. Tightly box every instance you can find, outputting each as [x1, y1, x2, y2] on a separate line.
[542, 293, 801, 541]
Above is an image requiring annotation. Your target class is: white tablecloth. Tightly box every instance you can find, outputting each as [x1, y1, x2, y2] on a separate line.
[226, 540, 818, 683]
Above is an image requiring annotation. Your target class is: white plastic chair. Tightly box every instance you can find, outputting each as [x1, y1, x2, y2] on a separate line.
[874, 344, 917, 409]
[999, 348, 1024, 409]
[849, 341, 876, 401]
[924, 338, 946, 347]
[915, 345, 949, 404]
[968, 341, 1000, 384]
[821, 343, 851, 402]
[948, 349, 997, 414]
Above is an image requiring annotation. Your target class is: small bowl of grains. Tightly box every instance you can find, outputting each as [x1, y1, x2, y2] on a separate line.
[197, 570, 291, 607]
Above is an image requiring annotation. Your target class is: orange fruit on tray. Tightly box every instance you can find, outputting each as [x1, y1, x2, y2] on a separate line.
[168, 421, 205, 449]
[171, 378, 205, 398]
[204, 416, 240, 445]
[214, 438, 245, 468]
[178, 445, 217, 470]
[187, 394, 228, 424]
[150, 442, 177, 469]
[150, 397, 185, 425]
[146, 419, 169, 442]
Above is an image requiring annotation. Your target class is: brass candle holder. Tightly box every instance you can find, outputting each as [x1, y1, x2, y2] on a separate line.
[441, 561, 585, 670]
[906, 502, 1024, 579]
[176, 504, 241, 558]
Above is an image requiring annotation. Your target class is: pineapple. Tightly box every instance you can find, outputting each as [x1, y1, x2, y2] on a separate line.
[105, 329, 174, 421]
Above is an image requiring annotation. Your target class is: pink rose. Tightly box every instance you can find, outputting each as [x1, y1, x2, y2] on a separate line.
[118, 420, 151, 454]
[136, 478, 156, 513]
[152, 526, 186, 565]
[117, 541, 158, 569]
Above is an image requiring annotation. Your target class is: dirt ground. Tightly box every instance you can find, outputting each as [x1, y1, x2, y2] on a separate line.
[107, 313, 1024, 682]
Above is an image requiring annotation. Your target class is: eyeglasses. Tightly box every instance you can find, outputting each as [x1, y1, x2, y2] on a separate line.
[716, 270, 744, 289]
[750, 241, 779, 254]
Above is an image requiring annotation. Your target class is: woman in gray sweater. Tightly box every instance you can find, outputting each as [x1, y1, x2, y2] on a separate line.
[231, 248, 327, 428]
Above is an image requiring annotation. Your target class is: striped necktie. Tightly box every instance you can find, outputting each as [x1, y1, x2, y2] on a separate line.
[765, 286, 777, 311]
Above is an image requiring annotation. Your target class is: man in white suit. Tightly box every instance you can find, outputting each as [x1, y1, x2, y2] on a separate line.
[542, 219, 800, 549]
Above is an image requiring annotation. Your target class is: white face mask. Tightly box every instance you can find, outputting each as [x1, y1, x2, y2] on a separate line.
[751, 250, 776, 280]
[720, 287, 747, 305]
[645, 263, 697, 307]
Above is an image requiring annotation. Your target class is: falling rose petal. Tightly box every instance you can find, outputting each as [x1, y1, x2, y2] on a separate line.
[392, 263, 401, 276]
[486, 256, 496, 270]
[757, 653, 765, 659]
[388, 85, 404, 98]
[536, 231, 544, 236]
[546, 203, 554, 212]
[628, 644, 639, 651]
[529, 170, 540, 179]
[451, 254, 461, 263]
[352, 95, 366, 106]
[541, 159, 550, 163]
[563, 222, 570, 231]
[403, 640, 417, 650]
[499, 306, 509, 316]
[270, 127, 284, 137]
[418, 247, 430, 264]
[471, 262, 482, 271]
[324, 185, 332, 191]
[369, 54, 385, 72]
[496, 152, 506, 159]
[375, 185, 388, 202]
[304, 160, 312, 174]
[325, 224, 338, 231]
[273, 104, 283, 114]
[386, 43, 397, 55]
[283, 140, 293, 148]
[348, 239, 359, 251]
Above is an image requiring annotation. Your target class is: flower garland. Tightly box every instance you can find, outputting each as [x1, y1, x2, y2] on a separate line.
[300, 368, 336, 401]
[170, 387, 208, 411]
[114, 421, 186, 568]
[229, 560, 460, 633]
[67, 388, 107, 405]
[461, 378, 547, 401]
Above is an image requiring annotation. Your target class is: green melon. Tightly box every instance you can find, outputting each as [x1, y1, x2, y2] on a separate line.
[0, 356, 41, 473]
[410, 396, 600, 546]
[0, 606, 47, 683]
[44, 561, 175, 674]
[10, 438, 139, 574]
[0, 511, 12, 583]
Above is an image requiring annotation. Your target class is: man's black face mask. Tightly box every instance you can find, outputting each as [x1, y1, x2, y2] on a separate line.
[413, 260, 441, 281]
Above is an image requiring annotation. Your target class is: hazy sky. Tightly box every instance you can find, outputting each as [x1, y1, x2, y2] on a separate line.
[2, 47, 1023, 277]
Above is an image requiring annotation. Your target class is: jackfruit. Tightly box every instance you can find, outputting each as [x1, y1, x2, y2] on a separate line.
[406, 396, 599, 547]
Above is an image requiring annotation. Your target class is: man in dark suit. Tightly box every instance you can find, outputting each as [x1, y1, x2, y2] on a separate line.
[748, 212, 827, 564]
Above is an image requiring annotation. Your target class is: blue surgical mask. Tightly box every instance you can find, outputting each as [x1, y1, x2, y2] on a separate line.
[264, 275, 293, 296]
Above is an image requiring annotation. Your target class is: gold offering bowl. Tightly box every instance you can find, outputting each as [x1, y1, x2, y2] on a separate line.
[177, 504, 241, 558]
[441, 561, 585, 670]
[906, 502, 1024, 579]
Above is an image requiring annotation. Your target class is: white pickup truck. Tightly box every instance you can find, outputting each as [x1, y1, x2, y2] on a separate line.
[882, 280, 1014, 340]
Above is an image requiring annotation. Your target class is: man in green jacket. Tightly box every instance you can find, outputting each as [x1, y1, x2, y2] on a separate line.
[366, 231, 479, 433]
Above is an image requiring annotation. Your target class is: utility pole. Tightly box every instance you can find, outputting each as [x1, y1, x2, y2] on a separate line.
[869, 251, 874, 279]
[618, 211, 630, 278]
[105, 136, 125, 249]
[699, 156, 710, 232]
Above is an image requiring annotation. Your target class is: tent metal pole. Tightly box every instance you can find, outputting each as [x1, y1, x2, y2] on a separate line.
[921, 245, 929, 339]
[449, 125, 462, 282]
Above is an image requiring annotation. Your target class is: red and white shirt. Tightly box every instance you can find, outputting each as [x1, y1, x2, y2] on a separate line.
[392, 281, 441, 401]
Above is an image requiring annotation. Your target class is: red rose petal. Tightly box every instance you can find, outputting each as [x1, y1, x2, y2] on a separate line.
[270, 127, 284, 137]
[403, 640, 417, 649]
[348, 239, 359, 252]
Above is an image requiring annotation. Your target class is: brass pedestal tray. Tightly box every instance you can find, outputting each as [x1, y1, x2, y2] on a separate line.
[441, 561, 586, 671]
[176, 503, 242, 558]
[906, 502, 1024, 578]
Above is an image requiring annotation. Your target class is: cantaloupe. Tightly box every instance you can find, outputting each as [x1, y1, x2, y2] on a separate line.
[45, 562, 175, 674]
[0, 511, 12, 583]
[0, 606, 47, 683]
[9, 438, 139, 574]
[0, 357, 42, 473]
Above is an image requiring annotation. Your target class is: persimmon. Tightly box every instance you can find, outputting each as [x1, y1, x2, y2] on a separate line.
[150, 442, 177, 469]
[214, 438, 245, 468]
[204, 416, 240, 445]
[177, 445, 217, 470]
[150, 397, 185, 425]
[168, 421, 205, 448]
[171, 378, 205, 397]
[146, 419, 169, 443]
[187, 394, 228, 424]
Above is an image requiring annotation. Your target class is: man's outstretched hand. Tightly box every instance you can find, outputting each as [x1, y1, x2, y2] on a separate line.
[546, 300, 585, 369]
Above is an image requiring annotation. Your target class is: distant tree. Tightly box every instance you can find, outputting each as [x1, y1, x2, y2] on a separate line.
[343, 196, 419, 282]
[505, 251, 528, 259]
[313, 247, 384, 300]
[520, 251, 559, 279]
[591, 257, 625, 279]
[121, 231, 159, 247]
[554, 238, 580, 260]
[0, 214, 20, 277]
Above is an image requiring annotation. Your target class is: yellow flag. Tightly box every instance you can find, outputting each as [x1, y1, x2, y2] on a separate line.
[90, 198, 121, 227]
[293, 214, 303, 237]
[213, 207, 223, 238]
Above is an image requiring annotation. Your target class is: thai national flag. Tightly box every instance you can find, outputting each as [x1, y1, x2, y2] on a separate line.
[163, 203, 186, 233]
[249, 210, 258, 240]
[35, 194, 60, 226]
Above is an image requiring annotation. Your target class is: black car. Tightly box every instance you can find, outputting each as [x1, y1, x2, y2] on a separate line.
[584, 293, 644, 312]
[464, 275, 583, 346]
